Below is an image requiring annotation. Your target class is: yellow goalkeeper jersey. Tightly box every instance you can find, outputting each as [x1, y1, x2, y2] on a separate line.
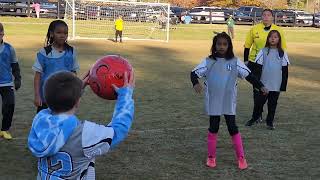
[115, 18, 124, 31]
[244, 23, 287, 62]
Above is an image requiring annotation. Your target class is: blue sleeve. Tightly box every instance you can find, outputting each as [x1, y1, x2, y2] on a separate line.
[72, 48, 80, 72]
[108, 87, 134, 148]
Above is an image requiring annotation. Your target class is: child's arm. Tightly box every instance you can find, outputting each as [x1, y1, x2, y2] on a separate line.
[248, 49, 264, 79]
[237, 59, 268, 94]
[71, 48, 80, 74]
[81, 85, 134, 158]
[9, 46, 21, 90]
[33, 72, 42, 107]
[11, 63, 21, 90]
[245, 73, 267, 94]
[280, 52, 290, 91]
[190, 71, 202, 93]
[108, 71, 134, 148]
[32, 55, 43, 107]
[81, 72, 134, 158]
[190, 58, 208, 94]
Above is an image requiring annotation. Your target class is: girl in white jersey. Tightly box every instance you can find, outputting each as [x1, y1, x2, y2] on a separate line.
[246, 30, 289, 130]
[190, 32, 268, 170]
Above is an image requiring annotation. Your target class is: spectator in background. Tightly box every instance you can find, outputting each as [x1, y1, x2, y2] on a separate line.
[226, 15, 235, 39]
[184, 15, 192, 24]
[31, 2, 40, 19]
[159, 12, 166, 29]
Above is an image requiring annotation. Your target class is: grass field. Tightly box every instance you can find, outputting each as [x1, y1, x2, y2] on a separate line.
[0, 17, 320, 179]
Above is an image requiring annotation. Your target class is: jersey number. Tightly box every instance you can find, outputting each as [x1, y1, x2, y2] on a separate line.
[43, 152, 73, 180]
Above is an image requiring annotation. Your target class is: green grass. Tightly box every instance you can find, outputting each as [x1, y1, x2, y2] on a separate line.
[0, 17, 320, 179]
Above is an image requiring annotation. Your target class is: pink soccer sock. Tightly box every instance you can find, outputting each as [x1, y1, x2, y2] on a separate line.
[231, 133, 245, 160]
[207, 132, 217, 158]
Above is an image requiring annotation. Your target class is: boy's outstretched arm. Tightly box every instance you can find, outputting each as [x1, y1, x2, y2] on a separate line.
[108, 71, 135, 148]
[81, 71, 135, 158]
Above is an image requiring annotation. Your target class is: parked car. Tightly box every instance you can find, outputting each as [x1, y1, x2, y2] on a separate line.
[170, 6, 187, 22]
[314, 12, 320, 27]
[0, 0, 28, 16]
[295, 11, 313, 25]
[74, 4, 99, 20]
[145, 7, 163, 22]
[281, 9, 314, 26]
[85, 5, 99, 19]
[39, 3, 56, 13]
[189, 6, 225, 23]
[219, 7, 235, 20]
[273, 10, 295, 25]
[235, 6, 263, 22]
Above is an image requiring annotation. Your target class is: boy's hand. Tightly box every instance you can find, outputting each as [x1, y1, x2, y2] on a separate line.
[14, 79, 21, 90]
[261, 86, 269, 95]
[112, 69, 135, 91]
[193, 83, 203, 94]
[81, 70, 90, 89]
[34, 95, 42, 107]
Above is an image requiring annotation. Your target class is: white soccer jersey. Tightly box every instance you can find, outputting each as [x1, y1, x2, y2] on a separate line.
[193, 57, 250, 115]
[255, 48, 290, 91]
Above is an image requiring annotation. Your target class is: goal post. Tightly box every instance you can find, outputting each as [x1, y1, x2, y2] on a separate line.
[64, 0, 170, 42]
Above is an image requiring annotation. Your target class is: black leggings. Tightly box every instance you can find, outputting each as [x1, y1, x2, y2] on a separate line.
[208, 115, 239, 136]
[0, 86, 15, 131]
[252, 91, 280, 126]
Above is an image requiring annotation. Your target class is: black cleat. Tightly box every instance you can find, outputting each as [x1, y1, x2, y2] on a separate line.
[266, 125, 275, 130]
[245, 119, 257, 127]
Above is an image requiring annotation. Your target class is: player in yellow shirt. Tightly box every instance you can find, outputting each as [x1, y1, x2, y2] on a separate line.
[244, 9, 287, 126]
[115, 15, 124, 43]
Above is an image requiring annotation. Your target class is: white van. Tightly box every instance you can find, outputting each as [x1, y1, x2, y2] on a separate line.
[189, 6, 225, 22]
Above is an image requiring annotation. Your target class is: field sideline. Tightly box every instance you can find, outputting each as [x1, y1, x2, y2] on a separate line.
[0, 17, 319, 179]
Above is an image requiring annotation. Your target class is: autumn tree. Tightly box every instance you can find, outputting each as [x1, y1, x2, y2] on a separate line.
[168, 0, 201, 8]
[263, 0, 288, 9]
[207, 0, 233, 7]
[236, 0, 264, 6]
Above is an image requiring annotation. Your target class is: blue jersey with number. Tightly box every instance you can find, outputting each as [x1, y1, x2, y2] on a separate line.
[28, 87, 134, 180]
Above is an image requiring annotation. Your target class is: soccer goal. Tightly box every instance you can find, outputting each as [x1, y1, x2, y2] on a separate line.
[64, 0, 170, 42]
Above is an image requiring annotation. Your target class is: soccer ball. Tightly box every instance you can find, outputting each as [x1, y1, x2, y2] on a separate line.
[88, 55, 132, 100]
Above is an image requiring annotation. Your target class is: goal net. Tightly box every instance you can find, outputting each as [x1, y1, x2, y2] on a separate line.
[64, 0, 170, 42]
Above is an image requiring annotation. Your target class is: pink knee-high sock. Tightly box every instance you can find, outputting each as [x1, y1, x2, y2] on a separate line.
[231, 133, 245, 160]
[207, 132, 217, 158]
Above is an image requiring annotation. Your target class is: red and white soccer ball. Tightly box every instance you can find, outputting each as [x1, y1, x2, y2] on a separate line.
[88, 55, 133, 100]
